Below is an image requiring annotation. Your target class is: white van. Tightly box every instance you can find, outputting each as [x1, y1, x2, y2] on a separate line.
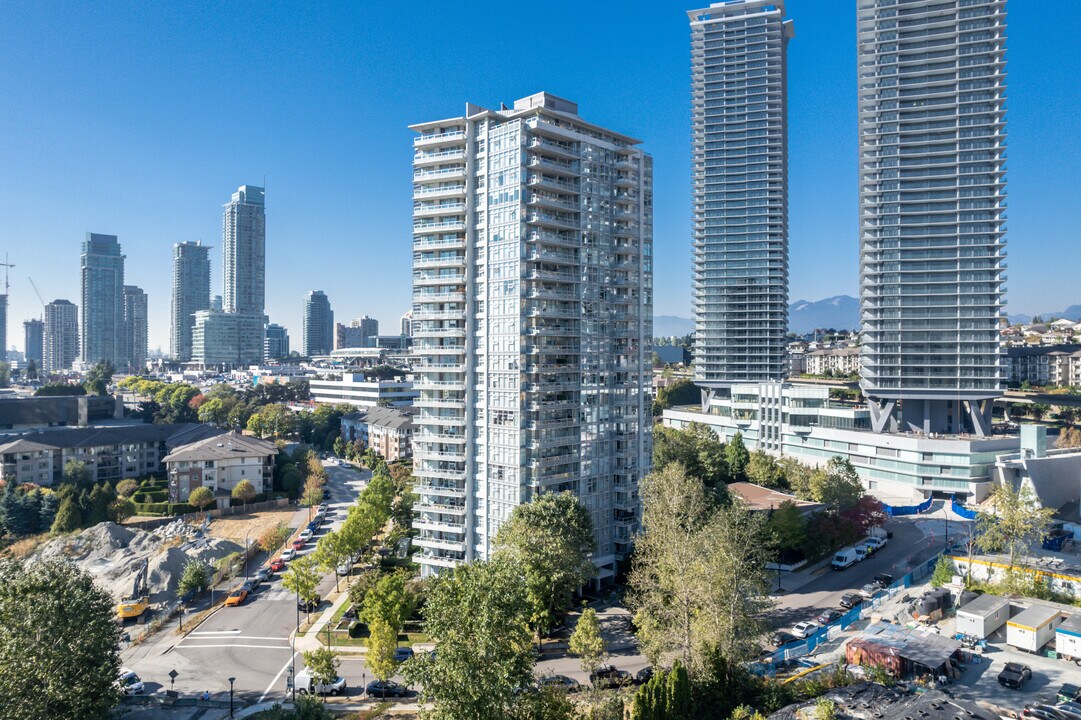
[832, 547, 859, 570]
[295, 670, 347, 696]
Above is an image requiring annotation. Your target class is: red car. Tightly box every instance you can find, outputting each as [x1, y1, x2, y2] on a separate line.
[292, 538, 306, 550]
[269, 558, 286, 572]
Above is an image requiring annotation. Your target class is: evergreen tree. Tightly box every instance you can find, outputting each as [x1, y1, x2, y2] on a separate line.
[38, 492, 59, 531]
[84, 484, 110, 526]
[725, 432, 750, 481]
[667, 662, 691, 720]
[0, 481, 18, 534]
[51, 496, 82, 534]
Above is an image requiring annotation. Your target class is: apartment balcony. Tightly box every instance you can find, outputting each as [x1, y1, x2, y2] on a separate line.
[527, 211, 579, 231]
[413, 273, 466, 286]
[415, 480, 467, 498]
[415, 448, 467, 463]
[415, 414, 465, 428]
[412, 552, 462, 569]
[413, 220, 466, 235]
[413, 236, 466, 251]
[527, 174, 579, 194]
[413, 518, 466, 535]
[412, 378, 467, 391]
[413, 290, 466, 302]
[412, 535, 466, 553]
[414, 202, 466, 217]
[413, 184, 466, 200]
[414, 130, 466, 147]
[414, 502, 467, 515]
[527, 230, 579, 249]
[419, 345, 466, 355]
[412, 326, 466, 338]
[413, 149, 466, 167]
[412, 362, 466, 373]
[415, 397, 467, 410]
[527, 155, 578, 177]
[414, 166, 467, 182]
[527, 136, 578, 160]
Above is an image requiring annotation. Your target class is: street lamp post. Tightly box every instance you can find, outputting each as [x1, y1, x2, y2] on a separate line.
[228, 677, 235, 718]
[243, 528, 252, 584]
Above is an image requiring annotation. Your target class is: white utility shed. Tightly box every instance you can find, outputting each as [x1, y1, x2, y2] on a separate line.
[1007, 604, 1062, 653]
[1055, 614, 1081, 660]
[955, 594, 1010, 640]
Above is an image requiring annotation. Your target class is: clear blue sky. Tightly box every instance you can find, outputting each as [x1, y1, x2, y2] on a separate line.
[1, 1, 1077, 352]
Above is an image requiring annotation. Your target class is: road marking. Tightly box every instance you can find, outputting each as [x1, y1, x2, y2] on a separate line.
[183, 635, 289, 641]
[176, 643, 293, 650]
[260, 650, 301, 702]
[189, 630, 241, 635]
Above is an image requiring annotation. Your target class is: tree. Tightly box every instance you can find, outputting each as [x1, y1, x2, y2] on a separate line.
[809, 457, 863, 511]
[780, 457, 816, 500]
[258, 523, 292, 554]
[402, 559, 534, 720]
[746, 451, 786, 490]
[177, 559, 210, 598]
[301, 478, 325, 514]
[83, 361, 115, 396]
[25, 359, 37, 381]
[494, 492, 595, 640]
[1056, 427, 1081, 449]
[188, 486, 215, 516]
[115, 479, 138, 498]
[50, 496, 81, 534]
[301, 647, 340, 698]
[768, 501, 807, 558]
[282, 556, 320, 622]
[332, 436, 346, 458]
[841, 495, 887, 534]
[976, 483, 1055, 571]
[34, 383, 86, 397]
[108, 498, 135, 524]
[84, 484, 110, 525]
[0, 558, 122, 720]
[231, 479, 257, 505]
[569, 607, 606, 681]
[62, 459, 91, 487]
[362, 572, 413, 683]
[930, 555, 955, 588]
[313, 530, 353, 590]
[725, 432, 750, 482]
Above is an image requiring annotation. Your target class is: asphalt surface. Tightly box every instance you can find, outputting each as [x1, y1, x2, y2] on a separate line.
[122, 460, 370, 704]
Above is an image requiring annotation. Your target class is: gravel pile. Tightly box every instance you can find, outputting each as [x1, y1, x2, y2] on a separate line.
[35, 521, 241, 606]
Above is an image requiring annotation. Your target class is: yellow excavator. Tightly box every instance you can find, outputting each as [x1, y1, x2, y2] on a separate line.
[117, 559, 150, 621]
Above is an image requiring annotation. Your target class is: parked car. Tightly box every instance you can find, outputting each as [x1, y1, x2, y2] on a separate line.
[366, 680, 409, 698]
[791, 621, 820, 639]
[298, 595, 321, 613]
[225, 586, 249, 606]
[295, 671, 346, 696]
[1059, 685, 1081, 704]
[269, 558, 286, 572]
[252, 567, 272, 585]
[538, 675, 580, 693]
[872, 573, 894, 588]
[634, 667, 654, 685]
[280, 548, 297, 562]
[770, 631, 797, 647]
[299, 529, 313, 542]
[1023, 707, 1071, 720]
[292, 538, 307, 550]
[831, 548, 860, 570]
[854, 545, 872, 561]
[394, 647, 415, 663]
[590, 664, 631, 689]
[1048, 705, 1081, 720]
[1061, 703, 1081, 717]
[117, 668, 144, 695]
[864, 536, 887, 552]
[858, 583, 880, 599]
[337, 559, 353, 576]
[998, 662, 1033, 690]
[839, 593, 863, 609]
[816, 609, 842, 626]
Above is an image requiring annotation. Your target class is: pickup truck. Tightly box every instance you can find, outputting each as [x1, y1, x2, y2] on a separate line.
[997, 662, 1032, 690]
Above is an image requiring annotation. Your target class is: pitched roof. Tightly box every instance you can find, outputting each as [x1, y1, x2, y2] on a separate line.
[342, 406, 414, 431]
[0, 423, 224, 455]
[162, 430, 278, 463]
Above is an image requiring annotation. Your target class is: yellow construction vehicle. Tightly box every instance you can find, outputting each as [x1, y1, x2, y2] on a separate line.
[117, 560, 150, 620]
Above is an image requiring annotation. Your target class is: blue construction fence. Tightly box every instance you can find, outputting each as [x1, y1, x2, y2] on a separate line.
[950, 496, 978, 520]
[753, 554, 943, 676]
[882, 496, 933, 517]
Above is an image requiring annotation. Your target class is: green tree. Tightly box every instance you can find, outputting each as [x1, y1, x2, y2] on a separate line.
[569, 607, 606, 681]
[666, 662, 691, 720]
[494, 492, 595, 640]
[780, 457, 816, 500]
[0, 558, 122, 720]
[402, 559, 534, 720]
[362, 573, 413, 682]
[108, 497, 135, 524]
[115, 479, 138, 498]
[283, 555, 321, 621]
[809, 457, 864, 510]
[231, 479, 257, 505]
[976, 483, 1055, 571]
[746, 451, 786, 490]
[50, 496, 81, 533]
[62, 459, 91, 487]
[725, 432, 750, 482]
[177, 559, 210, 598]
[301, 647, 340, 698]
[768, 501, 807, 557]
[83, 361, 115, 396]
[332, 436, 346, 458]
[84, 484, 110, 525]
[313, 530, 353, 590]
[929, 555, 955, 588]
[188, 486, 216, 516]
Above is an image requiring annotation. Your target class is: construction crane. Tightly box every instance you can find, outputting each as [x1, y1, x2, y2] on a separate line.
[0, 254, 13, 296]
[116, 559, 150, 621]
[28, 277, 46, 308]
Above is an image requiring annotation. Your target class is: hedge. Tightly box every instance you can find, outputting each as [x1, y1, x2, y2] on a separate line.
[132, 490, 168, 504]
[133, 502, 169, 516]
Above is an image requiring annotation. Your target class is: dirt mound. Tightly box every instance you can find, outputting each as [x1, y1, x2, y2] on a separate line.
[34, 521, 241, 606]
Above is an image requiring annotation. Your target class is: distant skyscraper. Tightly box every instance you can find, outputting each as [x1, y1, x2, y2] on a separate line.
[123, 285, 148, 372]
[24, 319, 44, 368]
[337, 316, 379, 349]
[357, 316, 378, 346]
[264, 323, 290, 360]
[44, 300, 78, 373]
[857, 0, 1007, 436]
[302, 291, 334, 356]
[689, 0, 793, 390]
[222, 185, 265, 316]
[410, 92, 653, 579]
[171, 241, 211, 361]
[400, 310, 413, 337]
[80, 233, 126, 366]
[211, 295, 223, 312]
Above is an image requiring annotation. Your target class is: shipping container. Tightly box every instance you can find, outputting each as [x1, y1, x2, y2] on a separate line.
[955, 594, 1010, 640]
[1056, 614, 1081, 661]
[1006, 604, 1062, 653]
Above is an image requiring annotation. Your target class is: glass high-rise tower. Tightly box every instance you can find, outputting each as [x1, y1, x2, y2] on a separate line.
[410, 92, 653, 581]
[171, 241, 211, 361]
[80, 233, 125, 366]
[690, 1, 793, 390]
[857, 0, 1007, 436]
[302, 290, 334, 356]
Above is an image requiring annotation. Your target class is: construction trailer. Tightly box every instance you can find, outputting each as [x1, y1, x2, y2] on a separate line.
[845, 622, 962, 679]
[1006, 604, 1062, 653]
[1056, 614, 1081, 661]
[955, 594, 1010, 640]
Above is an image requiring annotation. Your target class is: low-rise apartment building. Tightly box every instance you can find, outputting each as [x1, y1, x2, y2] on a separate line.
[804, 346, 861, 377]
[309, 372, 417, 408]
[340, 406, 414, 461]
[163, 430, 277, 501]
[1004, 345, 1081, 387]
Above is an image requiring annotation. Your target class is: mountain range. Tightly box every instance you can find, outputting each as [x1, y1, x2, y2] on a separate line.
[654, 296, 862, 337]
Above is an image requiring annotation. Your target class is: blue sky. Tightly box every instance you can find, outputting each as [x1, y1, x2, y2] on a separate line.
[1, 1, 1077, 352]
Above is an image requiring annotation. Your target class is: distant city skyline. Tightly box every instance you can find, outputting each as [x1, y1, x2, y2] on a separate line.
[1, 1, 1077, 353]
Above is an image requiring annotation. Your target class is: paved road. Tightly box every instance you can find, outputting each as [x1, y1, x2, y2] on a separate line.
[123, 460, 370, 704]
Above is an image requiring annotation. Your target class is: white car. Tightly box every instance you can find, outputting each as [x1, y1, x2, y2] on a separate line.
[791, 621, 820, 639]
[858, 583, 879, 598]
[299, 529, 313, 542]
[281, 547, 297, 561]
[117, 668, 144, 695]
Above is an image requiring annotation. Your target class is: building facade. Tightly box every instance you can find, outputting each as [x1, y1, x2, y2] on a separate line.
[44, 300, 78, 373]
[690, 1, 793, 389]
[80, 233, 125, 366]
[805, 346, 861, 377]
[23, 319, 44, 369]
[400, 310, 413, 337]
[264, 323, 290, 360]
[170, 240, 211, 361]
[191, 309, 264, 367]
[340, 406, 415, 461]
[308, 372, 417, 408]
[857, 0, 1007, 436]
[302, 291, 334, 356]
[163, 430, 277, 501]
[410, 92, 653, 581]
[222, 185, 265, 316]
[122, 285, 148, 373]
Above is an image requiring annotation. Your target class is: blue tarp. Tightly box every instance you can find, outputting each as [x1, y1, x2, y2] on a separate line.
[883, 496, 934, 517]
[951, 496, 978, 520]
